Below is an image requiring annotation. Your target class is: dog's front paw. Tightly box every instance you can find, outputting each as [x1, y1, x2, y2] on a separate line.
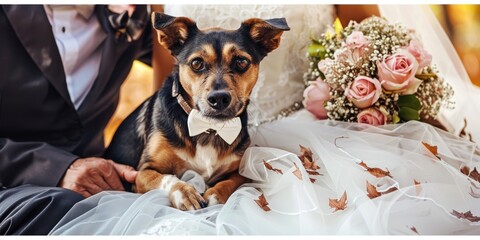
[203, 187, 228, 207]
[169, 182, 205, 211]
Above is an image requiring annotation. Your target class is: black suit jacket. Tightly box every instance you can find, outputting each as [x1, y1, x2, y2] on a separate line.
[0, 5, 153, 188]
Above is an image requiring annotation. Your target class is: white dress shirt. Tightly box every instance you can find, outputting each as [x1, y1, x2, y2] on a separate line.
[44, 5, 106, 110]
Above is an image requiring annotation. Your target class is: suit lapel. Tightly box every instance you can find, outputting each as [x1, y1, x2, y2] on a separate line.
[77, 5, 129, 118]
[3, 5, 75, 110]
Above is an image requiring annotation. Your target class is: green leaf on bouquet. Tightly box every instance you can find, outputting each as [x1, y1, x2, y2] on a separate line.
[397, 95, 421, 110]
[398, 107, 420, 122]
[311, 38, 322, 45]
[393, 113, 400, 124]
[307, 43, 326, 58]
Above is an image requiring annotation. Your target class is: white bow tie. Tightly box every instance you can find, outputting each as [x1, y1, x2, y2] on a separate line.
[187, 109, 242, 145]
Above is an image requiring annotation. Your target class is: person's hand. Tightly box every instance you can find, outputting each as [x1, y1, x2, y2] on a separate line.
[59, 157, 137, 197]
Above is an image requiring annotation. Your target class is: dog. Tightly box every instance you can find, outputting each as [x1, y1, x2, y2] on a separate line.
[104, 12, 289, 210]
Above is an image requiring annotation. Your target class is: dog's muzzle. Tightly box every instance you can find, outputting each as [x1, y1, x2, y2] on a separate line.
[207, 90, 231, 111]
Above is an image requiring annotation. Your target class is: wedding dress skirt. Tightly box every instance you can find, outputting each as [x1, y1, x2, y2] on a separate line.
[50, 110, 480, 235]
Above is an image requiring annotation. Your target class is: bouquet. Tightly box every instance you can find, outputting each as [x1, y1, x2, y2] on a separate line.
[303, 17, 454, 125]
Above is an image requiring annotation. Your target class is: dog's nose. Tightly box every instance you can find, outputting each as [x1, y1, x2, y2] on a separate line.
[207, 91, 231, 110]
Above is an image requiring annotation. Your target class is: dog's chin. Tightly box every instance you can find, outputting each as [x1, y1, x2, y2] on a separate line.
[199, 103, 245, 121]
[202, 109, 238, 121]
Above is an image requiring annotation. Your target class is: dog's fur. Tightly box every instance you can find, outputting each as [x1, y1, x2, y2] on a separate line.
[104, 13, 289, 210]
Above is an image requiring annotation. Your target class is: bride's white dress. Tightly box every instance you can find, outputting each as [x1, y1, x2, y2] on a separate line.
[50, 5, 480, 235]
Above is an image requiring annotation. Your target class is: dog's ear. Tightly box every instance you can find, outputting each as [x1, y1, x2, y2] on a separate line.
[240, 18, 290, 54]
[151, 12, 198, 55]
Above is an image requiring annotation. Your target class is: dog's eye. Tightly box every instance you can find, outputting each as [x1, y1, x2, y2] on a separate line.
[190, 58, 205, 72]
[234, 57, 250, 72]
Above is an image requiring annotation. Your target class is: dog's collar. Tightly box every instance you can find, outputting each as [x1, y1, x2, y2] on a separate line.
[172, 79, 242, 145]
[172, 79, 193, 114]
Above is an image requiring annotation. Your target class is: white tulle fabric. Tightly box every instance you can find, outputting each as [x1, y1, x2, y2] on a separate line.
[49, 5, 480, 235]
[51, 112, 480, 235]
[165, 5, 335, 126]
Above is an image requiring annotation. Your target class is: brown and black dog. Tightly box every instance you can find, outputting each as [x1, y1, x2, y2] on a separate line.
[104, 13, 289, 210]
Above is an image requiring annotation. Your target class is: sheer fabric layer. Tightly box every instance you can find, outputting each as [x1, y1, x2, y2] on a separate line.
[51, 111, 480, 235]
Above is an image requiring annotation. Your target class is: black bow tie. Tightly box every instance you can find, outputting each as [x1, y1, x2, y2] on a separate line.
[102, 5, 147, 42]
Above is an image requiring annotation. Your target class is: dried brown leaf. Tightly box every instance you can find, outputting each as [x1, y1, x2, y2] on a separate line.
[414, 179, 422, 195]
[366, 181, 382, 199]
[422, 142, 440, 160]
[299, 145, 313, 162]
[410, 226, 419, 234]
[310, 178, 317, 183]
[462, 166, 480, 183]
[303, 160, 321, 171]
[263, 160, 283, 175]
[310, 161, 321, 170]
[306, 170, 322, 176]
[469, 187, 480, 198]
[470, 167, 480, 182]
[255, 194, 271, 212]
[383, 186, 398, 195]
[302, 161, 313, 170]
[329, 191, 347, 212]
[292, 162, 303, 180]
[367, 167, 392, 178]
[358, 161, 369, 170]
[451, 210, 480, 222]
[459, 119, 475, 142]
[298, 145, 321, 173]
[460, 166, 471, 176]
[358, 161, 392, 179]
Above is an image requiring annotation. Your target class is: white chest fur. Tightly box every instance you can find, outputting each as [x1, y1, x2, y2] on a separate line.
[175, 144, 239, 182]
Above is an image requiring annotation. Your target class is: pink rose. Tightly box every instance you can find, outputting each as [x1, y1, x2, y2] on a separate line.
[377, 49, 421, 94]
[357, 107, 387, 126]
[303, 78, 331, 119]
[345, 31, 368, 49]
[344, 76, 381, 109]
[334, 48, 361, 64]
[334, 48, 348, 60]
[407, 39, 432, 71]
[317, 59, 332, 74]
[336, 31, 369, 64]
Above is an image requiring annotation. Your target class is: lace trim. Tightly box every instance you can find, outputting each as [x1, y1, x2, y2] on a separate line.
[247, 101, 304, 127]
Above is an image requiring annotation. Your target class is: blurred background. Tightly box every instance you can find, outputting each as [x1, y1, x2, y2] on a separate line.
[104, 4, 480, 145]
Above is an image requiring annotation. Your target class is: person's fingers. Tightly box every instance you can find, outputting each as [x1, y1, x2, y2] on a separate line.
[75, 158, 113, 194]
[98, 160, 125, 191]
[112, 162, 138, 183]
[84, 181, 104, 196]
[93, 175, 114, 191]
[60, 157, 135, 195]
[64, 181, 93, 198]
[78, 189, 92, 198]
[103, 174, 125, 191]
[89, 169, 112, 190]
[85, 160, 117, 191]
